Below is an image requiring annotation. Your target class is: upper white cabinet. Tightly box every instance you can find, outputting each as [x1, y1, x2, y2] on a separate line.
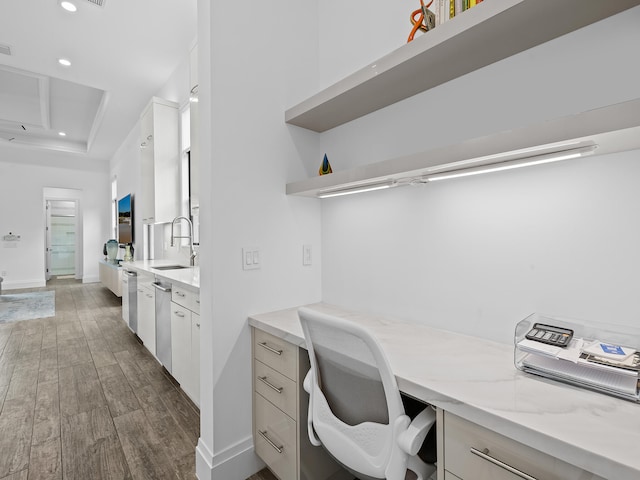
[140, 97, 180, 224]
[285, 0, 640, 132]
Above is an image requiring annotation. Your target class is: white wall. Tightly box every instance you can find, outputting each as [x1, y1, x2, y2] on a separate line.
[0, 148, 109, 288]
[317, 6, 640, 343]
[196, 0, 322, 478]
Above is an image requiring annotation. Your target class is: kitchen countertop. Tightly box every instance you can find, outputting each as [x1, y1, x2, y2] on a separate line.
[120, 260, 200, 292]
[249, 303, 640, 480]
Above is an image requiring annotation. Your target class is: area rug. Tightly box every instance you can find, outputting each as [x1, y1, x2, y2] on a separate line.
[0, 291, 55, 323]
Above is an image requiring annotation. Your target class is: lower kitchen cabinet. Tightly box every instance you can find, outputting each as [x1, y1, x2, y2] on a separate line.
[99, 260, 122, 297]
[170, 286, 200, 406]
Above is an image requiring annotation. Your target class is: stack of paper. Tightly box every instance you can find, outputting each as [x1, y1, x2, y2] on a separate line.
[517, 337, 639, 402]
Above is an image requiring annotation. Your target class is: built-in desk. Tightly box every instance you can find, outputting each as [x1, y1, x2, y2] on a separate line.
[249, 303, 640, 480]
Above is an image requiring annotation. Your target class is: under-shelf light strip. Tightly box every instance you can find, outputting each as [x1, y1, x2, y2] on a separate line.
[317, 180, 396, 198]
[315, 144, 597, 198]
[425, 144, 597, 182]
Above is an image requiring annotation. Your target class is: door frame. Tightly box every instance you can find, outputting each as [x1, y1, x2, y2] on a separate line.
[43, 187, 83, 281]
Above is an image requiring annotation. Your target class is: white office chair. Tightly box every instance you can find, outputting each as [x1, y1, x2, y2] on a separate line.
[298, 307, 437, 480]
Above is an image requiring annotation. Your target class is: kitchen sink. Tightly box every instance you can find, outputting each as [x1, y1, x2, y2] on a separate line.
[152, 265, 190, 271]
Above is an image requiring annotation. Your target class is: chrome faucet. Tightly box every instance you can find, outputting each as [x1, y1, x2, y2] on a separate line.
[170, 216, 197, 266]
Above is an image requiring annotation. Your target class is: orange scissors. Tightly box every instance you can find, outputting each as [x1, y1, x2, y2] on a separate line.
[408, 0, 435, 42]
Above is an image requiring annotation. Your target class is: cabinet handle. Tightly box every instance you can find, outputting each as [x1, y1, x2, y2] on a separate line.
[147, 134, 153, 141]
[146, 294, 153, 298]
[196, 323, 200, 328]
[258, 342, 283, 356]
[258, 430, 283, 454]
[257, 376, 283, 394]
[176, 291, 186, 297]
[470, 447, 537, 480]
[174, 311, 185, 317]
[153, 283, 171, 293]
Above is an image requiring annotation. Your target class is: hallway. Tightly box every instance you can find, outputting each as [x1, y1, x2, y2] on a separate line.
[0, 280, 199, 480]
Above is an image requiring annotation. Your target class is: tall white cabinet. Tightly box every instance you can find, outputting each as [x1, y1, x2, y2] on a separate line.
[170, 286, 200, 406]
[140, 97, 180, 224]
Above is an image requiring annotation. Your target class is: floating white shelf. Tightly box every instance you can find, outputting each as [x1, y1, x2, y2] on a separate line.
[285, 0, 640, 133]
[286, 98, 640, 197]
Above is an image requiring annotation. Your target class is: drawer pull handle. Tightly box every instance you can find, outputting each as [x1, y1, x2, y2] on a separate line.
[258, 430, 283, 454]
[258, 376, 283, 394]
[176, 291, 186, 297]
[258, 342, 283, 356]
[174, 311, 185, 317]
[470, 447, 537, 480]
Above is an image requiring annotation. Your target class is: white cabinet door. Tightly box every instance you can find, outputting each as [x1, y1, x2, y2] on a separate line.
[188, 313, 200, 405]
[140, 97, 179, 224]
[140, 105, 155, 223]
[171, 302, 191, 389]
[137, 286, 156, 356]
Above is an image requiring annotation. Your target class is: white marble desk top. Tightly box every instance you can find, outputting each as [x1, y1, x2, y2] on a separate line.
[248, 303, 640, 480]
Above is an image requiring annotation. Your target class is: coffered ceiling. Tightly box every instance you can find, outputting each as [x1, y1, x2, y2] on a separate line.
[0, 0, 197, 162]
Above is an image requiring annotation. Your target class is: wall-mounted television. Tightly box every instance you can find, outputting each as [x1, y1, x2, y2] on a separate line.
[117, 194, 134, 244]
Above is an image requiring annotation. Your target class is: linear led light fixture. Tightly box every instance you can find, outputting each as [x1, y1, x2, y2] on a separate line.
[317, 180, 396, 198]
[426, 144, 597, 182]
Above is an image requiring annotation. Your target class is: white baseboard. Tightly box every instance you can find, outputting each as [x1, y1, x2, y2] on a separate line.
[82, 276, 100, 284]
[1, 279, 46, 291]
[196, 436, 264, 480]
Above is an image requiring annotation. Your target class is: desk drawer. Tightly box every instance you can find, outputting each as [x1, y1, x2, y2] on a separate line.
[255, 360, 296, 419]
[254, 329, 297, 381]
[444, 412, 604, 480]
[255, 393, 296, 480]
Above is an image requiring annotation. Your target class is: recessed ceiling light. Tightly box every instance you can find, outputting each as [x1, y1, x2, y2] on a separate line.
[58, 132, 67, 137]
[58, 58, 71, 67]
[60, 1, 77, 12]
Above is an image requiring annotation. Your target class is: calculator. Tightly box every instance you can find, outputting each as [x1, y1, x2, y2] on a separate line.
[525, 323, 574, 347]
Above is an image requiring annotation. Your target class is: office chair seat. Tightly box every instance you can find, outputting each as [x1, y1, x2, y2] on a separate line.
[299, 307, 437, 480]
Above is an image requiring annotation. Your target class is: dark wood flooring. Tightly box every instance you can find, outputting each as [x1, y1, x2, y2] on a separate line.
[0, 279, 200, 480]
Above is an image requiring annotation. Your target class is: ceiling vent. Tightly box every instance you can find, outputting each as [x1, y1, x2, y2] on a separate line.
[84, 0, 106, 7]
[0, 44, 11, 56]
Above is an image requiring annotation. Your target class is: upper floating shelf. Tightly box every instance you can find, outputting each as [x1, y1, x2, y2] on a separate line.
[286, 98, 640, 197]
[285, 0, 640, 133]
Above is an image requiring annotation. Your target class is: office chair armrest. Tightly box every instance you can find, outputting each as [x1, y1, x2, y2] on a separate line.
[303, 369, 312, 394]
[397, 406, 436, 456]
[303, 370, 322, 447]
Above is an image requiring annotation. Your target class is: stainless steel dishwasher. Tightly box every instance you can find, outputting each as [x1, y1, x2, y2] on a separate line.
[122, 270, 138, 333]
[152, 280, 172, 372]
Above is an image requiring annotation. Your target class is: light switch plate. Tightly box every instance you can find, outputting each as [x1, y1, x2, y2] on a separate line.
[303, 245, 312, 266]
[242, 247, 260, 270]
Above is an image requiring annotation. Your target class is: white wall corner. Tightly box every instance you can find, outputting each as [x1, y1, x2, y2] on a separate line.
[196, 436, 264, 480]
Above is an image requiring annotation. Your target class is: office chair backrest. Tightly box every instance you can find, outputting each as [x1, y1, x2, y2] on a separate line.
[299, 307, 413, 479]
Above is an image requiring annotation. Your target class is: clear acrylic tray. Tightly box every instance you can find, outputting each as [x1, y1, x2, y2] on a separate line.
[514, 313, 640, 402]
